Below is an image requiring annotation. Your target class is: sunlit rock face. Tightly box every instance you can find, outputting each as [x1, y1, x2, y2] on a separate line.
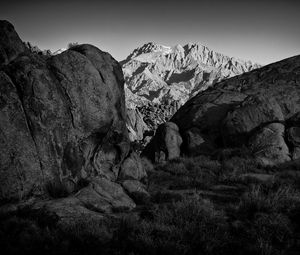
[122, 42, 261, 140]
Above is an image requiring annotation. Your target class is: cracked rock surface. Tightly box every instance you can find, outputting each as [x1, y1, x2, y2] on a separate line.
[0, 20, 145, 207]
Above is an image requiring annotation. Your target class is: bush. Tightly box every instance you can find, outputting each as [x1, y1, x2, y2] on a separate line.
[113, 198, 230, 255]
[155, 156, 221, 190]
[233, 184, 300, 219]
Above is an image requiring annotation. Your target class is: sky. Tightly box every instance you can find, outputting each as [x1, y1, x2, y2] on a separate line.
[0, 0, 299, 65]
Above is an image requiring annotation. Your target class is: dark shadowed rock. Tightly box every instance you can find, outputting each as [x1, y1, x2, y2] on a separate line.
[122, 180, 150, 205]
[287, 127, 300, 160]
[223, 95, 284, 146]
[0, 20, 135, 205]
[183, 127, 214, 156]
[249, 123, 290, 166]
[0, 20, 27, 65]
[142, 122, 182, 163]
[164, 54, 300, 165]
[118, 151, 147, 181]
[0, 71, 42, 201]
[76, 178, 135, 213]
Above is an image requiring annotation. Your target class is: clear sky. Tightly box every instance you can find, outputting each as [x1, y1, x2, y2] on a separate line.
[1, 0, 299, 64]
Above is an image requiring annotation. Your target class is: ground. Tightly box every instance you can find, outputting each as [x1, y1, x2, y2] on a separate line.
[1, 149, 300, 255]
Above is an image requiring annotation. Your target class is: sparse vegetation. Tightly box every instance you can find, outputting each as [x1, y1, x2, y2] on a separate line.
[2, 154, 300, 255]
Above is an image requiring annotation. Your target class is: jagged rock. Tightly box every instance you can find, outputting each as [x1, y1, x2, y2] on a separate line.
[0, 20, 27, 65]
[76, 178, 135, 213]
[122, 42, 260, 106]
[118, 151, 147, 181]
[0, 20, 135, 203]
[122, 180, 150, 205]
[249, 123, 290, 166]
[127, 107, 148, 141]
[163, 54, 300, 165]
[122, 42, 260, 142]
[25, 42, 52, 56]
[142, 122, 182, 163]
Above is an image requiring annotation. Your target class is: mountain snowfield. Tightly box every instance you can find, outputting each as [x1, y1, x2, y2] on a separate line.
[122, 42, 261, 108]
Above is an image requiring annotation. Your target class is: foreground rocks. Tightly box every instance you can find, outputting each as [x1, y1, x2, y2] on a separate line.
[142, 122, 182, 163]
[144, 54, 300, 166]
[0, 20, 147, 214]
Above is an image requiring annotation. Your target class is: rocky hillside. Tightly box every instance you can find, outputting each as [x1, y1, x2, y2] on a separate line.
[0, 21, 148, 216]
[123, 42, 261, 140]
[143, 54, 300, 166]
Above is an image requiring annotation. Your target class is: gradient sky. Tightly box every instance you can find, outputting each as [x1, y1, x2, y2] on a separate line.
[1, 0, 299, 64]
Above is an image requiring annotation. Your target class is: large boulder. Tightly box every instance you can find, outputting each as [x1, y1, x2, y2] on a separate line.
[0, 71, 42, 201]
[118, 151, 147, 181]
[0, 20, 27, 65]
[249, 123, 290, 166]
[0, 20, 134, 203]
[223, 95, 284, 146]
[76, 178, 135, 213]
[122, 180, 150, 205]
[159, 54, 300, 165]
[142, 122, 182, 163]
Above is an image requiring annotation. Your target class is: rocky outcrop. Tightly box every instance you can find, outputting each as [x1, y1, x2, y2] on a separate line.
[126, 107, 148, 141]
[0, 20, 27, 65]
[144, 54, 300, 166]
[121, 180, 150, 205]
[0, 21, 147, 208]
[122, 42, 261, 141]
[76, 178, 136, 213]
[142, 122, 182, 163]
[249, 123, 290, 165]
[118, 151, 147, 181]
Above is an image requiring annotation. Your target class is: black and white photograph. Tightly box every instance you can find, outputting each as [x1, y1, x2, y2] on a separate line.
[0, 0, 300, 254]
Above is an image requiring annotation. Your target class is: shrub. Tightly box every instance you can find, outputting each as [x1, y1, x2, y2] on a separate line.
[233, 184, 300, 219]
[155, 156, 221, 190]
[67, 42, 79, 48]
[113, 198, 230, 255]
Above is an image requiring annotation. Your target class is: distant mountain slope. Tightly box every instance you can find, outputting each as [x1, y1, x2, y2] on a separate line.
[122, 42, 261, 140]
[122, 42, 261, 106]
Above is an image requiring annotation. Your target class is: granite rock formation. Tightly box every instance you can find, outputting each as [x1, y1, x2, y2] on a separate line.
[122, 42, 261, 141]
[0, 20, 146, 211]
[144, 54, 300, 166]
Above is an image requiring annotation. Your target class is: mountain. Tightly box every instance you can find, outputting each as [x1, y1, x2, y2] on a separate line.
[142, 54, 300, 166]
[123, 42, 261, 105]
[123, 42, 261, 140]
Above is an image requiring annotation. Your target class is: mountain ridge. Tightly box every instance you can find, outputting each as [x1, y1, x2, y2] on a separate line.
[123, 41, 261, 141]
